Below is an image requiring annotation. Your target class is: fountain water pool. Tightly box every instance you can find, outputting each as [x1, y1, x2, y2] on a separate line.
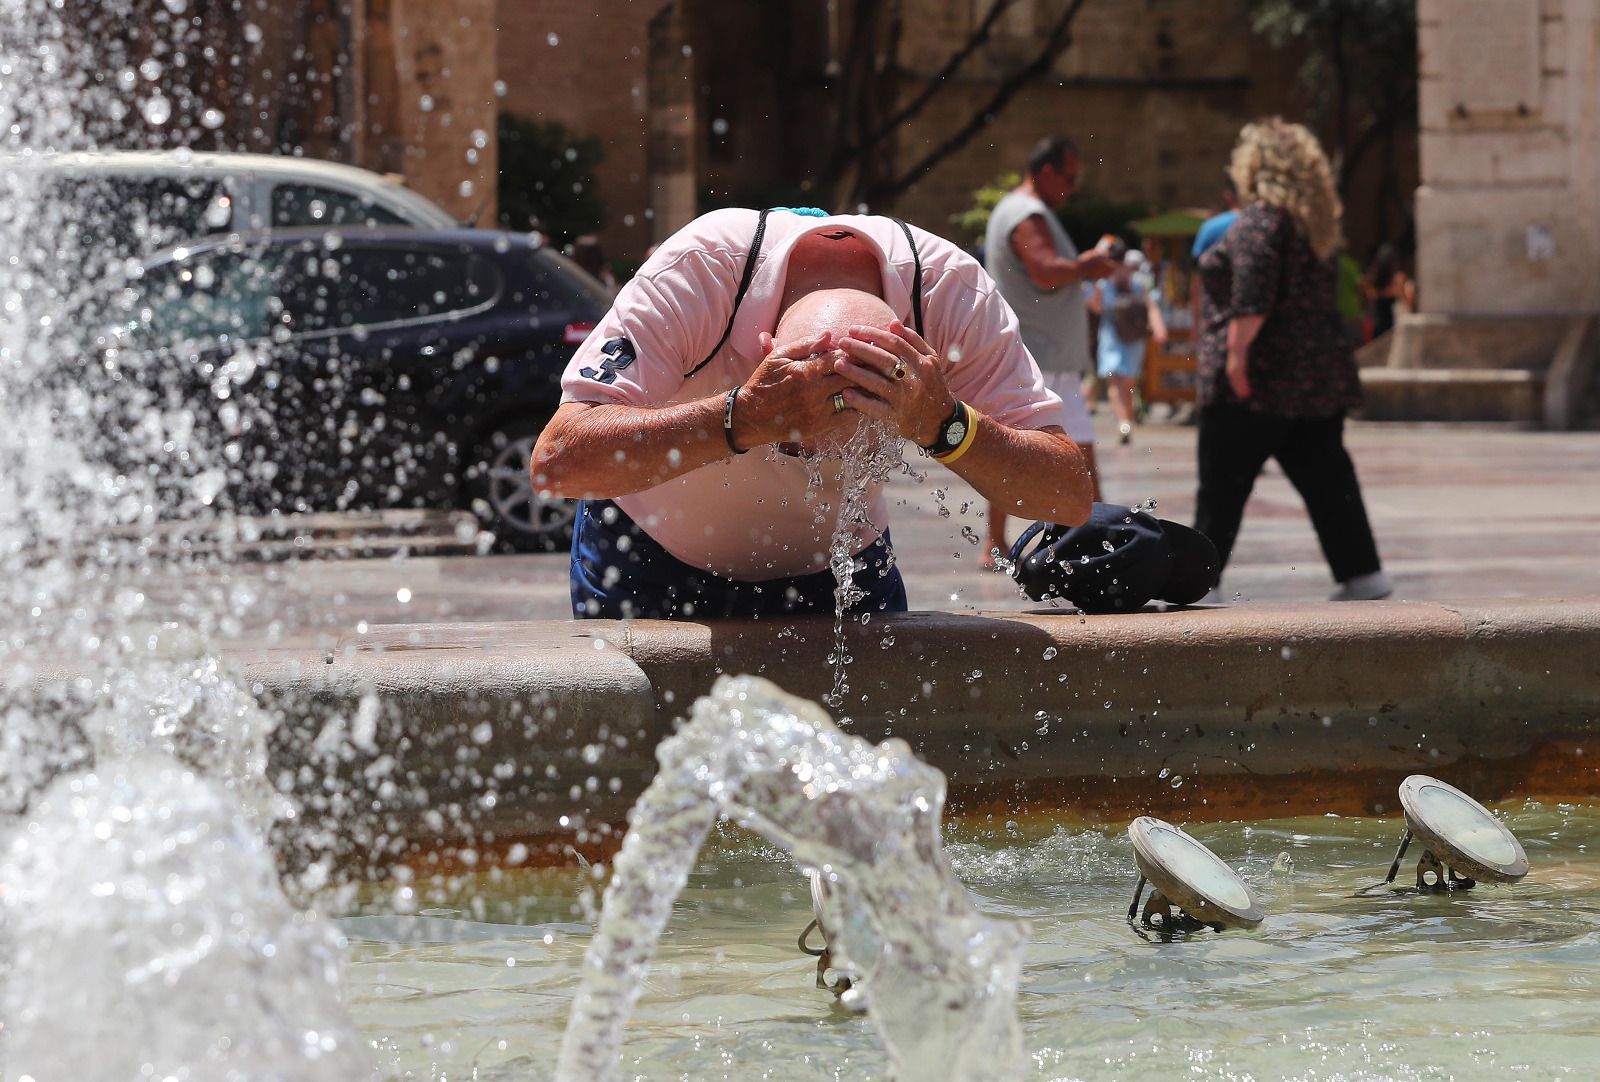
[335, 798, 1600, 1080]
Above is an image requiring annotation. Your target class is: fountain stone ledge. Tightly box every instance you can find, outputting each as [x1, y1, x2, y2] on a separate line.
[222, 598, 1599, 869]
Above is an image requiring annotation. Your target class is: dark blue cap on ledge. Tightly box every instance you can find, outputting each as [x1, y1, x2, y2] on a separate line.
[1009, 504, 1220, 614]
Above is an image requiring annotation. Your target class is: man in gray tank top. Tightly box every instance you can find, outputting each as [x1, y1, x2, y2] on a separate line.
[981, 136, 1118, 565]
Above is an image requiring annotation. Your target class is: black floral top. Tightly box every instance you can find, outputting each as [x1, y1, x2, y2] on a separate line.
[1196, 202, 1361, 417]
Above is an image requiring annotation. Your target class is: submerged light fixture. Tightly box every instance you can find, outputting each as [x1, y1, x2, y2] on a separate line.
[798, 869, 868, 1011]
[1383, 774, 1529, 891]
[1126, 816, 1264, 934]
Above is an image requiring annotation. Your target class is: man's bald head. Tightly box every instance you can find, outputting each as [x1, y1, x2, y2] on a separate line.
[774, 287, 896, 347]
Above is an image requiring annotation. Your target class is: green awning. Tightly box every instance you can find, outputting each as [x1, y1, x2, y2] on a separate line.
[1129, 210, 1209, 238]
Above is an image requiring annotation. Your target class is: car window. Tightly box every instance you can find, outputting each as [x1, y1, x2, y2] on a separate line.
[127, 242, 502, 347]
[125, 250, 284, 348]
[268, 244, 502, 333]
[529, 249, 614, 311]
[45, 175, 234, 260]
[270, 183, 409, 227]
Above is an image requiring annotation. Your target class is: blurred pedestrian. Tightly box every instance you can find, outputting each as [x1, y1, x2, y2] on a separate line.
[568, 233, 619, 298]
[1088, 248, 1167, 444]
[981, 135, 1119, 567]
[1191, 175, 1240, 259]
[1361, 243, 1416, 339]
[1336, 250, 1365, 347]
[1190, 175, 1240, 331]
[1192, 118, 1390, 602]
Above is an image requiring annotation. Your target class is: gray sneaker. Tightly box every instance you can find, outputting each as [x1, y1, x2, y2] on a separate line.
[1329, 571, 1393, 602]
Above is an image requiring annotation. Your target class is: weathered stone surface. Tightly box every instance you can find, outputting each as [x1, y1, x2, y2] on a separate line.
[237, 623, 658, 869]
[19, 601, 1594, 866]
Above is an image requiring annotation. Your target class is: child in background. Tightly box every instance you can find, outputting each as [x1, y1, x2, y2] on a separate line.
[1088, 249, 1168, 444]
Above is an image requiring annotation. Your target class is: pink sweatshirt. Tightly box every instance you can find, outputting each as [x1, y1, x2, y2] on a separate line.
[559, 208, 1065, 580]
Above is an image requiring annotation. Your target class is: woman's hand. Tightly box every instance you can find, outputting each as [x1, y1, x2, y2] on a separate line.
[1224, 314, 1265, 401]
[1226, 352, 1252, 399]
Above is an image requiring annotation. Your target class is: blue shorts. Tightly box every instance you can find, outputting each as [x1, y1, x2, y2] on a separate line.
[569, 500, 909, 620]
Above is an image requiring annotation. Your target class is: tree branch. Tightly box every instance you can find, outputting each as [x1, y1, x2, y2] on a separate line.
[865, 0, 1088, 208]
[814, 0, 1016, 205]
[867, 0, 1018, 149]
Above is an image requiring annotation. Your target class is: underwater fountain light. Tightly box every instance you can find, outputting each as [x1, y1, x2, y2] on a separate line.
[1383, 775, 1529, 891]
[797, 868, 867, 1011]
[1126, 817, 1264, 933]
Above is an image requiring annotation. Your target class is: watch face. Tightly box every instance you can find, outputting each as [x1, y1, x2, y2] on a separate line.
[946, 420, 967, 445]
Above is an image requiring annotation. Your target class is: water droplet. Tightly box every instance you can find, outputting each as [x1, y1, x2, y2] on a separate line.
[140, 94, 172, 126]
[200, 107, 225, 129]
[547, 32, 560, 46]
[1042, 646, 1057, 660]
[1169, 775, 1184, 788]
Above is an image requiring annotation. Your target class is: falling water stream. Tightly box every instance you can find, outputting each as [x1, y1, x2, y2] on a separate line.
[794, 412, 915, 708]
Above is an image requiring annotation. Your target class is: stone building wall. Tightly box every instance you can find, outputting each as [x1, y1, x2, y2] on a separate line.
[359, 0, 499, 223]
[495, 0, 1405, 264]
[892, 0, 1296, 243]
[1416, 0, 1600, 316]
[495, 1, 658, 259]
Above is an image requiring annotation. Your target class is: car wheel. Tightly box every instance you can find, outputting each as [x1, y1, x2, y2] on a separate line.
[469, 420, 577, 552]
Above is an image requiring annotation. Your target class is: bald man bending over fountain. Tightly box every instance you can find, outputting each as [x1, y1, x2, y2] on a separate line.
[533, 207, 1094, 619]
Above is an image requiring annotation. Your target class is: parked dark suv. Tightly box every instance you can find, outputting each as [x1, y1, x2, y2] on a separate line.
[103, 228, 609, 550]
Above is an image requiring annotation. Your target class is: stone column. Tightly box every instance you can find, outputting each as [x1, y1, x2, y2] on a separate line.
[360, 0, 499, 223]
[647, 1, 699, 242]
[1415, 0, 1596, 316]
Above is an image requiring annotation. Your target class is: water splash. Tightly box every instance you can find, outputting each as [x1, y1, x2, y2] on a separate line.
[794, 413, 907, 707]
[0, 4, 370, 1076]
[2, 754, 368, 1080]
[557, 674, 1028, 1082]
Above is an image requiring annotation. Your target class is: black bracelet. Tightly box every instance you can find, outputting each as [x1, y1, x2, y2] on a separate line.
[723, 387, 747, 454]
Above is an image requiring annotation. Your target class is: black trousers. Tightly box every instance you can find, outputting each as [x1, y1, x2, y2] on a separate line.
[1194, 402, 1382, 583]
[569, 499, 908, 620]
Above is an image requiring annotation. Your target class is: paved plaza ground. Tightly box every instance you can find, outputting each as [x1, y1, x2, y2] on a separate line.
[223, 413, 1600, 644]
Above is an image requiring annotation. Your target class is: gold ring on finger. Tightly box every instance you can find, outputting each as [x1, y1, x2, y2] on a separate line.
[831, 392, 847, 413]
[891, 362, 908, 381]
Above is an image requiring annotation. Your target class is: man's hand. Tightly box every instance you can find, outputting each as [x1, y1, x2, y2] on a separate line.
[1076, 251, 1120, 280]
[833, 320, 956, 446]
[732, 331, 859, 448]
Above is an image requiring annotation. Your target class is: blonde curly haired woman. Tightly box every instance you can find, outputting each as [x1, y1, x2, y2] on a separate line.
[1191, 118, 1390, 602]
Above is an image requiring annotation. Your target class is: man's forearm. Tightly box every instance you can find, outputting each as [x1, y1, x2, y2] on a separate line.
[532, 399, 732, 499]
[1027, 253, 1093, 290]
[943, 421, 1092, 526]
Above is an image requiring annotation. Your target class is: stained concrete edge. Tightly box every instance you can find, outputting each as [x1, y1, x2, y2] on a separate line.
[209, 598, 1600, 861]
